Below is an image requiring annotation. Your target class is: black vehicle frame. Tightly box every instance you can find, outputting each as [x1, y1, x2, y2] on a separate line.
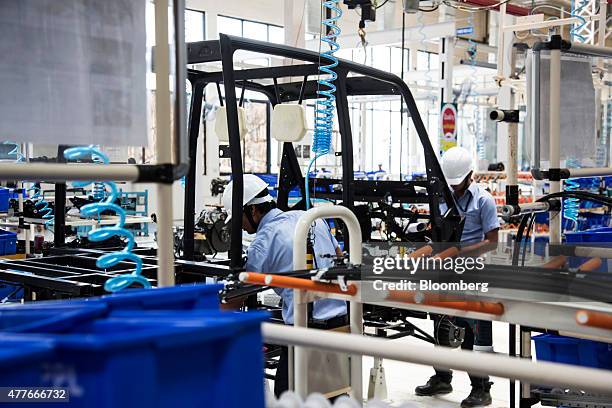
[184, 34, 463, 268]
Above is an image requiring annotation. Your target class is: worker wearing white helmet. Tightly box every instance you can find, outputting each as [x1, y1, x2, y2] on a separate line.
[222, 174, 347, 397]
[415, 146, 499, 408]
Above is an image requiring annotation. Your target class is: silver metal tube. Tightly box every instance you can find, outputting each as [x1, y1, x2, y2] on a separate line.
[520, 329, 533, 398]
[173, 0, 188, 166]
[532, 50, 541, 169]
[0, 163, 139, 182]
[568, 167, 612, 178]
[262, 323, 612, 393]
[549, 48, 562, 244]
[574, 246, 612, 258]
[567, 42, 612, 58]
[293, 206, 363, 401]
[500, 201, 550, 217]
[154, 0, 175, 287]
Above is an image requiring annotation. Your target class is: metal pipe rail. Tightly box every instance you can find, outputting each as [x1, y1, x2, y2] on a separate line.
[292, 206, 363, 400]
[262, 323, 612, 394]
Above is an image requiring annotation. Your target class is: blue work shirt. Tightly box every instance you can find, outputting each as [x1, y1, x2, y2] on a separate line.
[440, 183, 500, 244]
[245, 208, 347, 324]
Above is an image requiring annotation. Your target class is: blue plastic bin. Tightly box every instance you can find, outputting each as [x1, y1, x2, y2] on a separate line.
[533, 334, 612, 369]
[5, 283, 222, 313]
[0, 338, 55, 385]
[0, 281, 23, 302]
[565, 227, 612, 272]
[0, 304, 107, 333]
[0, 229, 17, 255]
[0, 187, 9, 212]
[0, 310, 268, 408]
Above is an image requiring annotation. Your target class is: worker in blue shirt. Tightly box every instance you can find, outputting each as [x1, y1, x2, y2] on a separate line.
[415, 146, 500, 407]
[222, 174, 347, 397]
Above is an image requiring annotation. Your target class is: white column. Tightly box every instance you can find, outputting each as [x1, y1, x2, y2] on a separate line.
[549, 48, 562, 244]
[154, 0, 175, 287]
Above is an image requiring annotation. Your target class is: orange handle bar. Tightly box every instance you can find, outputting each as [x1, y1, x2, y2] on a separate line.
[542, 255, 566, 269]
[576, 310, 612, 330]
[577, 257, 602, 272]
[409, 245, 433, 258]
[239, 272, 358, 296]
[386, 290, 504, 315]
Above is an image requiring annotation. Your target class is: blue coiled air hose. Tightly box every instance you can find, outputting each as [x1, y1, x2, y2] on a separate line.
[563, 178, 581, 231]
[64, 146, 150, 292]
[305, 0, 342, 209]
[3, 141, 54, 228]
[570, 0, 589, 43]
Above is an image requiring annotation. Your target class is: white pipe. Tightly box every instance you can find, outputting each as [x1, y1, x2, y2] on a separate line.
[293, 206, 363, 401]
[549, 48, 561, 244]
[496, 2, 506, 80]
[154, 0, 175, 287]
[262, 323, 612, 394]
[568, 167, 612, 178]
[508, 122, 518, 186]
[0, 163, 139, 182]
[500, 201, 550, 217]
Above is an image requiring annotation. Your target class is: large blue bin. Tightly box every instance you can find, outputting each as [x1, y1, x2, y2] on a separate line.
[4, 283, 222, 313]
[565, 227, 612, 272]
[0, 304, 107, 333]
[533, 334, 612, 369]
[0, 229, 17, 255]
[75, 283, 222, 312]
[0, 188, 9, 212]
[0, 311, 268, 408]
[0, 338, 55, 385]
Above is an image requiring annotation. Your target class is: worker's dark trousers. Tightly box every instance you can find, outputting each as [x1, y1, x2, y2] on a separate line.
[433, 317, 493, 390]
[274, 314, 349, 397]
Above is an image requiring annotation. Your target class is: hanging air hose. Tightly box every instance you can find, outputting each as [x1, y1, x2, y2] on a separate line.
[570, 0, 589, 43]
[305, 0, 342, 209]
[563, 178, 580, 230]
[3, 141, 25, 162]
[64, 146, 150, 292]
[28, 185, 54, 228]
[3, 142, 55, 228]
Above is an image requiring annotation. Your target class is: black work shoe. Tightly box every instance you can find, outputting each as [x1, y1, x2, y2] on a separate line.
[415, 376, 453, 396]
[460, 387, 492, 407]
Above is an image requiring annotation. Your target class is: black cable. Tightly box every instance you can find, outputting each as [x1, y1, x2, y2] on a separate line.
[376, 0, 390, 9]
[419, 5, 440, 12]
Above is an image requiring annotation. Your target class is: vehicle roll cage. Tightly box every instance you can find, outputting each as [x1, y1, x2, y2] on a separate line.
[185, 34, 463, 268]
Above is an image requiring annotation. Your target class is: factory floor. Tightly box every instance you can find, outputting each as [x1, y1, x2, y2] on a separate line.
[267, 318, 542, 407]
[362, 319, 541, 407]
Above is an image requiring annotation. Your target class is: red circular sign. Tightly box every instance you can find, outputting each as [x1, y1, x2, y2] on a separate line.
[441, 105, 457, 136]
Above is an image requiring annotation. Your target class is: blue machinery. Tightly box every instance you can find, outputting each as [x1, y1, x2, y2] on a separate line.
[305, 0, 343, 209]
[64, 146, 149, 292]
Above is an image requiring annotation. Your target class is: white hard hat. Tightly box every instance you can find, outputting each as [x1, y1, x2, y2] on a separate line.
[221, 174, 273, 223]
[441, 146, 473, 186]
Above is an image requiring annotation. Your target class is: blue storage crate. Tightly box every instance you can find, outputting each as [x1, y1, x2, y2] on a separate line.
[0, 187, 9, 212]
[0, 229, 17, 255]
[0, 310, 268, 408]
[0, 338, 55, 384]
[0, 304, 107, 333]
[6, 283, 222, 313]
[533, 334, 612, 369]
[564, 227, 612, 272]
[0, 281, 23, 302]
